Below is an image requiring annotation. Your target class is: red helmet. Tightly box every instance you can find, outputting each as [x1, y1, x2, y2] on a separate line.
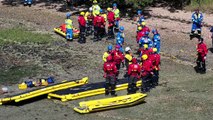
[107, 55, 113, 62]
[132, 58, 137, 64]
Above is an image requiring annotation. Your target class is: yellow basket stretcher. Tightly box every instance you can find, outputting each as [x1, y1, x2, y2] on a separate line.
[74, 93, 147, 114]
[0, 77, 88, 105]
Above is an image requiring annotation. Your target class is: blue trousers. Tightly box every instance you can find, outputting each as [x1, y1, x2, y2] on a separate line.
[66, 29, 73, 40]
[192, 22, 202, 32]
[24, 0, 32, 4]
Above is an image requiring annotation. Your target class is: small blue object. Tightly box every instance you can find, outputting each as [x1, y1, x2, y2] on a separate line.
[145, 31, 149, 35]
[47, 77, 54, 84]
[66, 13, 71, 18]
[100, 9, 103, 13]
[108, 45, 113, 51]
[113, 3, 117, 7]
[137, 10, 142, 15]
[119, 26, 124, 31]
[25, 81, 34, 87]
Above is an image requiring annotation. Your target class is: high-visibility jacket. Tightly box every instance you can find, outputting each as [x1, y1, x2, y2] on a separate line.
[103, 51, 110, 62]
[92, 4, 101, 17]
[113, 8, 120, 19]
[65, 19, 73, 29]
[101, 13, 107, 22]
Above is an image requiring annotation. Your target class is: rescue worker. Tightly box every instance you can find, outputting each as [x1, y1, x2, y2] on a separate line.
[116, 36, 124, 53]
[124, 47, 133, 70]
[152, 48, 160, 86]
[127, 58, 141, 94]
[152, 29, 161, 53]
[136, 10, 145, 27]
[78, 12, 86, 43]
[116, 26, 125, 42]
[24, 0, 32, 7]
[103, 45, 113, 62]
[190, 9, 203, 38]
[103, 55, 118, 96]
[92, 0, 101, 17]
[141, 54, 153, 93]
[136, 26, 145, 43]
[107, 7, 115, 40]
[196, 38, 208, 73]
[65, 13, 73, 41]
[111, 45, 124, 78]
[141, 22, 150, 33]
[93, 11, 105, 41]
[210, 26, 213, 48]
[85, 7, 94, 36]
[139, 44, 151, 58]
[139, 31, 152, 49]
[112, 3, 120, 30]
[100, 9, 107, 37]
[124, 47, 133, 78]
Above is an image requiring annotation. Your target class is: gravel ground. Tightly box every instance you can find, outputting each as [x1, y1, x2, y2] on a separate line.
[0, 3, 213, 120]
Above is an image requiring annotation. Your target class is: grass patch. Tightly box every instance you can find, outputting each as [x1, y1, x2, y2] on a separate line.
[0, 27, 54, 45]
[0, 65, 42, 85]
[185, 0, 213, 12]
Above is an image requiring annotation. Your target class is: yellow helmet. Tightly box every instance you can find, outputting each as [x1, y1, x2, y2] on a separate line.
[142, 54, 148, 60]
[138, 26, 142, 30]
[153, 48, 157, 52]
[93, 0, 97, 4]
[141, 22, 146, 26]
[107, 7, 112, 11]
[143, 44, 148, 49]
[80, 12, 85, 16]
[96, 11, 100, 15]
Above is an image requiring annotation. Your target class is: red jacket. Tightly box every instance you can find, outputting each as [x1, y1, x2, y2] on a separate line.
[152, 53, 160, 70]
[111, 50, 124, 65]
[128, 63, 141, 77]
[136, 31, 145, 42]
[103, 62, 117, 75]
[93, 15, 105, 27]
[87, 14, 94, 22]
[142, 26, 150, 33]
[78, 16, 86, 27]
[140, 48, 152, 59]
[197, 42, 208, 57]
[107, 11, 115, 24]
[141, 59, 153, 77]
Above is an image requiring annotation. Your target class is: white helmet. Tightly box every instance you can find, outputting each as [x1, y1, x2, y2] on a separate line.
[125, 47, 131, 52]
[89, 7, 93, 12]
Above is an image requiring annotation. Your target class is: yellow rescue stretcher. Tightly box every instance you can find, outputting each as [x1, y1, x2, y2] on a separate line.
[54, 27, 80, 39]
[48, 79, 142, 102]
[0, 77, 88, 105]
[74, 93, 147, 114]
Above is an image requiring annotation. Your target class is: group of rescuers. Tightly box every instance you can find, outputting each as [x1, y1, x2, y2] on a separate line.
[64, 1, 209, 96]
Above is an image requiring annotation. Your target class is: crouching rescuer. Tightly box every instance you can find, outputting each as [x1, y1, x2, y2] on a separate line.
[127, 58, 141, 94]
[103, 55, 118, 96]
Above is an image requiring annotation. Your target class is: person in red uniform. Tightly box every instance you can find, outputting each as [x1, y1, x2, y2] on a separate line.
[127, 58, 141, 94]
[141, 22, 150, 33]
[141, 54, 153, 93]
[136, 26, 145, 43]
[139, 44, 150, 58]
[151, 48, 160, 86]
[107, 7, 115, 40]
[196, 38, 208, 73]
[78, 12, 87, 43]
[111, 45, 124, 78]
[93, 11, 105, 41]
[103, 55, 118, 96]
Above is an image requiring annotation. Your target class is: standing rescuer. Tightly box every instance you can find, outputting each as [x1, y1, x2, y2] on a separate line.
[85, 7, 94, 36]
[92, 0, 101, 17]
[78, 12, 86, 44]
[196, 38, 208, 73]
[127, 58, 141, 94]
[93, 11, 105, 41]
[107, 7, 115, 40]
[112, 3, 120, 30]
[141, 54, 153, 93]
[103, 45, 113, 62]
[65, 13, 73, 41]
[190, 9, 203, 38]
[150, 48, 160, 86]
[103, 55, 118, 96]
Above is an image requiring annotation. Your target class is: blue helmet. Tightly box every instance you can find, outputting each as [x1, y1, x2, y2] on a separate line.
[108, 45, 113, 51]
[152, 29, 158, 34]
[145, 31, 149, 35]
[137, 10, 142, 15]
[100, 9, 103, 13]
[113, 3, 117, 7]
[119, 26, 124, 31]
[66, 13, 71, 18]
